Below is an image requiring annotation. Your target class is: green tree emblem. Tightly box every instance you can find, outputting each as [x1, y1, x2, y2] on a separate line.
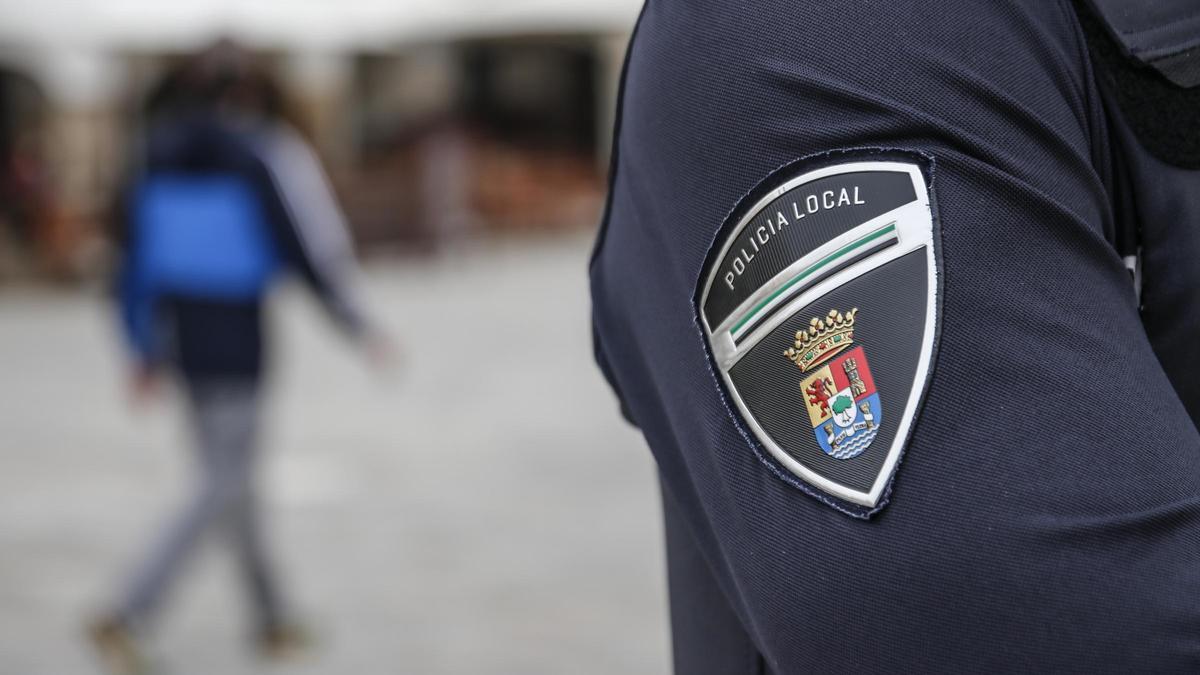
[830, 394, 853, 415]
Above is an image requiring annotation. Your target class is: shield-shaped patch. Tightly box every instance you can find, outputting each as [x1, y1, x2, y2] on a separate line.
[697, 155, 940, 517]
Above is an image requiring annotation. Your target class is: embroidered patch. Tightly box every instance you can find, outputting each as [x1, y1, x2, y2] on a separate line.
[697, 155, 941, 517]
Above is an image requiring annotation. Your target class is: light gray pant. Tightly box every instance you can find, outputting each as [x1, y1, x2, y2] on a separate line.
[118, 381, 283, 630]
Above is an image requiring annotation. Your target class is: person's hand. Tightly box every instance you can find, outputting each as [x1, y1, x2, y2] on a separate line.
[128, 364, 164, 408]
[363, 330, 401, 375]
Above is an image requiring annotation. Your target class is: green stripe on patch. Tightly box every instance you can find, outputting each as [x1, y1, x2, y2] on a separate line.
[730, 223, 897, 336]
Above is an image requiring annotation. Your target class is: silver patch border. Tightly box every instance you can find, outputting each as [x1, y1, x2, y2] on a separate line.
[699, 161, 938, 508]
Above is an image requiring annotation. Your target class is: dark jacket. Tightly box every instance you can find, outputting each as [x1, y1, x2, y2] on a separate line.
[116, 113, 366, 381]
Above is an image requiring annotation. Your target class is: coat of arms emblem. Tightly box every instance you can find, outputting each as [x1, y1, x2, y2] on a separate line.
[785, 308, 881, 460]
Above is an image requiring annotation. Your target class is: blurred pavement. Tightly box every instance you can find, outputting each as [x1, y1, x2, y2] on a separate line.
[0, 233, 669, 675]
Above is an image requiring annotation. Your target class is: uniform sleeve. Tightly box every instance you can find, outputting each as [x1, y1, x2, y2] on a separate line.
[254, 124, 371, 337]
[589, 0, 1200, 672]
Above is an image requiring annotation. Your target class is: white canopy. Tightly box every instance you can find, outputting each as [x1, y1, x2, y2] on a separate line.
[0, 0, 640, 104]
[0, 0, 642, 50]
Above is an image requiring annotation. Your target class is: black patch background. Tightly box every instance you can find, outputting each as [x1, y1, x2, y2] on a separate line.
[728, 250, 926, 493]
[703, 171, 915, 328]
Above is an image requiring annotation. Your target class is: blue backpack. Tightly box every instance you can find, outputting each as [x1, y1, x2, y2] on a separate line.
[133, 173, 280, 299]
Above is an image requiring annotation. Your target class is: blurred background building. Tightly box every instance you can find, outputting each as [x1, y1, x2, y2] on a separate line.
[0, 0, 636, 277]
[0, 2, 670, 675]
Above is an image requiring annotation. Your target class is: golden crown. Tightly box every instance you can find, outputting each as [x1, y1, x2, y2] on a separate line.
[783, 307, 857, 372]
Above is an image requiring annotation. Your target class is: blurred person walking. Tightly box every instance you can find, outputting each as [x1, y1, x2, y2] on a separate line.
[90, 41, 384, 675]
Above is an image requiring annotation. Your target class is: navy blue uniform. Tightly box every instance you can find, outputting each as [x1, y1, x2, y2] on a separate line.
[591, 1, 1200, 672]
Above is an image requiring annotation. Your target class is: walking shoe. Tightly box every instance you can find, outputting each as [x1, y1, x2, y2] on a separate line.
[256, 620, 314, 660]
[88, 616, 150, 675]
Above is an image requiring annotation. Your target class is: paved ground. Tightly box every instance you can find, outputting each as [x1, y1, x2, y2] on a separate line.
[0, 233, 669, 675]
